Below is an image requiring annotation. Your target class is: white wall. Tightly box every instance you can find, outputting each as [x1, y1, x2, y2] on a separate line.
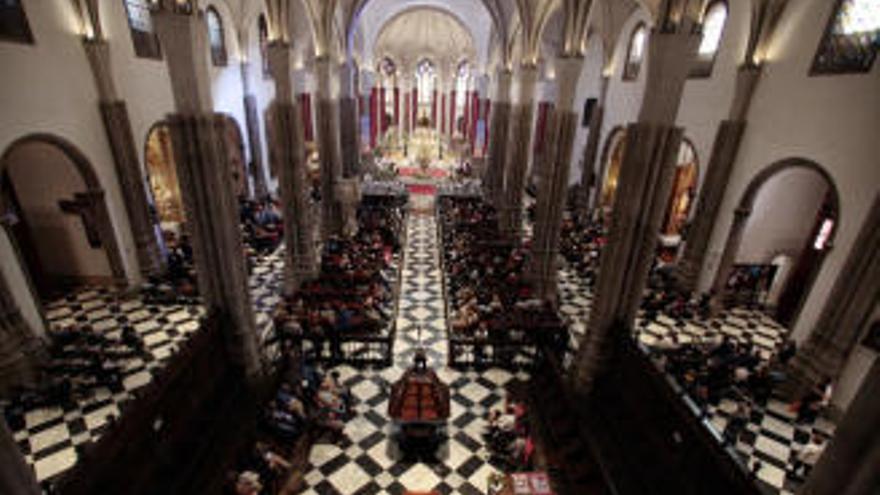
[99, 0, 176, 188]
[735, 167, 828, 264]
[698, 0, 880, 348]
[241, 2, 277, 194]
[568, 35, 606, 185]
[0, 1, 143, 303]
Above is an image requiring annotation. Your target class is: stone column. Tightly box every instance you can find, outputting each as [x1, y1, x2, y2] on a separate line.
[0, 259, 46, 398]
[707, 207, 751, 309]
[500, 65, 539, 239]
[484, 69, 512, 208]
[314, 56, 344, 237]
[152, 6, 261, 378]
[675, 65, 761, 291]
[529, 57, 584, 301]
[83, 38, 163, 277]
[574, 24, 700, 393]
[338, 62, 360, 178]
[240, 62, 269, 199]
[266, 42, 318, 294]
[581, 76, 609, 212]
[0, 419, 40, 495]
[782, 196, 880, 399]
[802, 358, 880, 495]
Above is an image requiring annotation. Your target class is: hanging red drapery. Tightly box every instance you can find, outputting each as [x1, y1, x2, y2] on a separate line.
[411, 89, 418, 127]
[379, 86, 387, 134]
[469, 91, 479, 154]
[369, 87, 378, 148]
[440, 93, 447, 135]
[482, 100, 492, 156]
[431, 89, 438, 127]
[394, 87, 400, 128]
[449, 90, 457, 137]
[298, 93, 313, 142]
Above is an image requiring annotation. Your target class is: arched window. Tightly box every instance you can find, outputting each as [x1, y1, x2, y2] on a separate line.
[691, 1, 728, 77]
[258, 14, 269, 76]
[812, 0, 880, 74]
[623, 23, 647, 81]
[455, 61, 470, 122]
[124, 0, 162, 59]
[416, 59, 435, 105]
[206, 7, 227, 67]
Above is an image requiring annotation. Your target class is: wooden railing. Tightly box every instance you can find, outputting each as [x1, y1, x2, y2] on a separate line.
[55, 311, 257, 495]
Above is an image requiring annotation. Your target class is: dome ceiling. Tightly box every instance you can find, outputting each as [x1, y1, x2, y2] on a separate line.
[374, 8, 477, 73]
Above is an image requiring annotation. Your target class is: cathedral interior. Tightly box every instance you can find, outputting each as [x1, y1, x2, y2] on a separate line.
[0, 1, 878, 494]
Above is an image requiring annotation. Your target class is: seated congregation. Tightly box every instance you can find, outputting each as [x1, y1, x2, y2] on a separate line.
[272, 195, 406, 365]
[226, 361, 355, 495]
[439, 195, 569, 368]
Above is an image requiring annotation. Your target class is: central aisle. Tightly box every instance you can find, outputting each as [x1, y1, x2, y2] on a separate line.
[300, 210, 525, 495]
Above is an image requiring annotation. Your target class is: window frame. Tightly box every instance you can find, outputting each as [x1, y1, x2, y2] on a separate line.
[206, 6, 228, 67]
[810, 0, 880, 75]
[623, 22, 647, 81]
[123, 0, 162, 60]
[689, 0, 728, 79]
[0, 0, 34, 45]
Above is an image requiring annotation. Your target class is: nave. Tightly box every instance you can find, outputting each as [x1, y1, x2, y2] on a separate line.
[1, 1, 878, 494]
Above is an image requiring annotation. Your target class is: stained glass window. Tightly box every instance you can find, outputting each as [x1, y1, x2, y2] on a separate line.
[124, 0, 162, 59]
[416, 59, 434, 104]
[0, 0, 33, 43]
[691, 1, 728, 77]
[455, 61, 469, 123]
[812, 0, 880, 74]
[206, 7, 227, 67]
[623, 23, 647, 80]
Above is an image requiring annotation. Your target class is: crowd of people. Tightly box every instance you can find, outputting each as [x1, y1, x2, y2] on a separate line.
[239, 196, 284, 255]
[558, 211, 606, 288]
[484, 394, 535, 472]
[228, 361, 354, 495]
[1, 327, 148, 425]
[272, 195, 405, 362]
[142, 196, 285, 305]
[439, 196, 568, 364]
[142, 230, 200, 305]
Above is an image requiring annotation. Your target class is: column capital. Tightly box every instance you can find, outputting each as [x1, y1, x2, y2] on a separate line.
[729, 63, 763, 121]
[553, 56, 585, 109]
[151, 6, 212, 113]
[266, 41, 293, 102]
[82, 38, 118, 102]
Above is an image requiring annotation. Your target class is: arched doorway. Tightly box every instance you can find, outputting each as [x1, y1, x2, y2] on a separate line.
[598, 127, 626, 211]
[658, 139, 699, 261]
[144, 123, 186, 230]
[221, 116, 249, 199]
[599, 130, 698, 235]
[662, 139, 699, 237]
[0, 135, 125, 300]
[716, 159, 839, 327]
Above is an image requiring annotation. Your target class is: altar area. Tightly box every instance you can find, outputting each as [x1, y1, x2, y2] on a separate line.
[373, 125, 471, 182]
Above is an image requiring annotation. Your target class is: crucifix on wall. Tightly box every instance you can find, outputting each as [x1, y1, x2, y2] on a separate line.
[58, 192, 103, 248]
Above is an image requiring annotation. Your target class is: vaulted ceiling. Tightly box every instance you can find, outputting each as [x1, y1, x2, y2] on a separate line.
[373, 8, 477, 75]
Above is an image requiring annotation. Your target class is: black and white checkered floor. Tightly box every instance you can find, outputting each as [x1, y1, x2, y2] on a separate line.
[298, 212, 529, 495]
[554, 258, 836, 495]
[2, 248, 286, 486]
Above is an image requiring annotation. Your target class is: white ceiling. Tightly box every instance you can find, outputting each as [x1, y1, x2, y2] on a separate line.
[373, 8, 477, 76]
